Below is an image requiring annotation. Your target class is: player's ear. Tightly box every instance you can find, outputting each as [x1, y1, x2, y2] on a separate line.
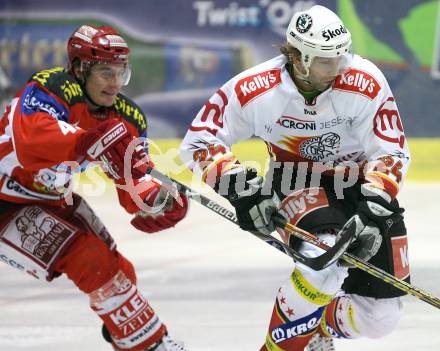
[71, 59, 85, 83]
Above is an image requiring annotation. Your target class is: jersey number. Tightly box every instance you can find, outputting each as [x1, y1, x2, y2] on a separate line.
[57, 121, 78, 135]
[378, 156, 403, 183]
[190, 89, 228, 135]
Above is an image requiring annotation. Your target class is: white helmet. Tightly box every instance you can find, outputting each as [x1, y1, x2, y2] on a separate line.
[286, 5, 352, 74]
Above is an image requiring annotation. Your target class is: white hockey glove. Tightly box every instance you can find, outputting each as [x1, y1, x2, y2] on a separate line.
[216, 169, 286, 235]
[337, 185, 403, 266]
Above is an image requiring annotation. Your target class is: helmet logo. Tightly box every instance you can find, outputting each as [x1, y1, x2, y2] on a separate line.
[322, 25, 348, 42]
[296, 14, 313, 34]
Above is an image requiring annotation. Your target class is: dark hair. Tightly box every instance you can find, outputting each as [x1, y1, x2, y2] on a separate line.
[279, 42, 301, 63]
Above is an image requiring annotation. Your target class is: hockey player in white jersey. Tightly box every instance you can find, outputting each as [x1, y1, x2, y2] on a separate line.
[180, 5, 410, 351]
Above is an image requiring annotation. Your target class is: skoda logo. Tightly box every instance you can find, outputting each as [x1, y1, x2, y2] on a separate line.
[296, 14, 313, 34]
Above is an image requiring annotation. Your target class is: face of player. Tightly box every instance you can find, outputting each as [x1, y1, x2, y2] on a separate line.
[85, 63, 128, 107]
[306, 56, 342, 92]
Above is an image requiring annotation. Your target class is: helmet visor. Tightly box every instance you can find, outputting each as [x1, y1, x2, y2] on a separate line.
[307, 53, 353, 91]
[87, 62, 132, 86]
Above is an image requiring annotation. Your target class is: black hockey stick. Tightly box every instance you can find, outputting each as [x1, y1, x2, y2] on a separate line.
[148, 168, 352, 271]
[148, 168, 440, 310]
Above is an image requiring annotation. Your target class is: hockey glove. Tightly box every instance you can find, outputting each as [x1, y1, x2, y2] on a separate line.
[127, 179, 189, 234]
[337, 185, 403, 266]
[131, 194, 188, 233]
[74, 119, 147, 181]
[217, 169, 286, 235]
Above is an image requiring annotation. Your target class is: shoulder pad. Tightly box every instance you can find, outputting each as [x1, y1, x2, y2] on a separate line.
[234, 69, 281, 107]
[333, 68, 381, 100]
[30, 67, 85, 106]
[113, 94, 147, 134]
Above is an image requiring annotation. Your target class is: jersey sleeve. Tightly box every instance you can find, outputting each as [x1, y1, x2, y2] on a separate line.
[179, 79, 254, 187]
[110, 94, 152, 213]
[11, 83, 85, 171]
[351, 74, 410, 199]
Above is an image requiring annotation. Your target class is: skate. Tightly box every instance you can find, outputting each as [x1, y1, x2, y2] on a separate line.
[150, 334, 188, 351]
[304, 333, 335, 351]
[102, 324, 188, 351]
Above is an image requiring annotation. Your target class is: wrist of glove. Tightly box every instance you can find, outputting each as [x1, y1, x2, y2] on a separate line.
[216, 169, 286, 235]
[74, 119, 148, 181]
[337, 186, 404, 266]
[356, 190, 403, 234]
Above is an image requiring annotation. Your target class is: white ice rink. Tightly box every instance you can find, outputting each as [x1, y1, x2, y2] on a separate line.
[1, 182, 439, 351]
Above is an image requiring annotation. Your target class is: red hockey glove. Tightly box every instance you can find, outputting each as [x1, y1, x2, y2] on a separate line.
[119, 177, 189, 234]
[131, 191, 189, 234]
[74, 119, 147, 181]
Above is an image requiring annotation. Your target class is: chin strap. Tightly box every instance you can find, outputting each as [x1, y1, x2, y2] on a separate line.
[289, 62, 314, 91]
[293, 62, 311, 82]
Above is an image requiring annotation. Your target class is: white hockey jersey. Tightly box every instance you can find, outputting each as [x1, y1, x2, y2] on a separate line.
[180, 55, 410, 199]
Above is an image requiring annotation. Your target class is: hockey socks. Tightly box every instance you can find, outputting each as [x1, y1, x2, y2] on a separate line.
[90, 270, 166, 350]
[262, 236, 349, 350]
[319, 295, 402, 339]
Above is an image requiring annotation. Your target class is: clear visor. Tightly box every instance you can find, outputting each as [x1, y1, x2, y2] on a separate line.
[85, 62, 132, 86]
[300, 52, 353, 91]
[309, 52, 353, 78]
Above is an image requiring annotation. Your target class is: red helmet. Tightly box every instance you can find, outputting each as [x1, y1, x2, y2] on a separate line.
[67, 24, 130, 66]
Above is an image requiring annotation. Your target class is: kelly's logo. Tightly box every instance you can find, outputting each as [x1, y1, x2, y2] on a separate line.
[235, 69, 281, 107]
[333, 69, 381, 100]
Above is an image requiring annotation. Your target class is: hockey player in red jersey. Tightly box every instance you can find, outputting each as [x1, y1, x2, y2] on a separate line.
[0, 25, 189, 351]
[180, 5, 410, 351]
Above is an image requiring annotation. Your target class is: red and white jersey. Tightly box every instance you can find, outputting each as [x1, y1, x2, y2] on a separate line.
[180, 54, 410, 199]
[0, 67, 148, 207]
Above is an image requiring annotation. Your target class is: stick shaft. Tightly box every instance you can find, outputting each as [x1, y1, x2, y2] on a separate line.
[150, 169, 440, 310]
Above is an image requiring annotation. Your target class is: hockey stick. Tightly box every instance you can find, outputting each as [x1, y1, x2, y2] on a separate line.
[148, 168, 440, 310]
[148, 168, 353, 271]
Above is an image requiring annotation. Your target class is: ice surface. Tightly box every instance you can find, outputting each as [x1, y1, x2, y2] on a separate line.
[1, 183, 439, 351]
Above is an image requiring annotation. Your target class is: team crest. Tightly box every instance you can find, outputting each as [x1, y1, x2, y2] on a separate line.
[296, 14, 313, 34]
[300, 133, 341, 161]
[279, 133, 341, 162]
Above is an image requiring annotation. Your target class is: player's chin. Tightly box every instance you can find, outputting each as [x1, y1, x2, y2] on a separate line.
[314, 82, 332, 92]
[313, 77, 336, 91]
[98, 94, 117, 107]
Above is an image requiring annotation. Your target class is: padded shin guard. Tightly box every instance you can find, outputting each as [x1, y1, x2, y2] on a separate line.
[55, 233, 166, 350]
[319, 295, 402, 339]
[90, 270, 166, 350]
[261, 234, 349, 350]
